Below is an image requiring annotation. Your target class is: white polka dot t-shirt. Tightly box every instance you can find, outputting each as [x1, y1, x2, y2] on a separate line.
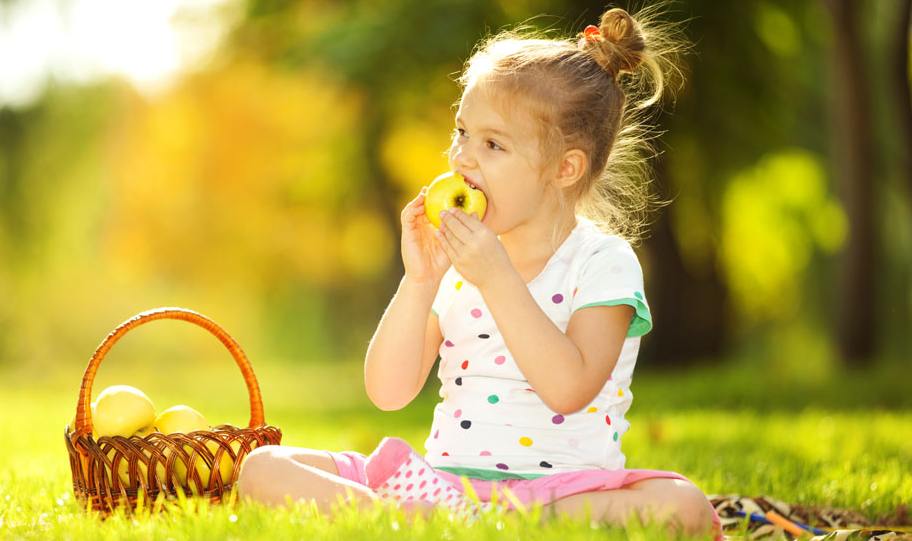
[424, 217, 652, 480]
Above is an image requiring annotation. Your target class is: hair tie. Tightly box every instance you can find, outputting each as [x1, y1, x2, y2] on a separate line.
[584, 25, 601, 41]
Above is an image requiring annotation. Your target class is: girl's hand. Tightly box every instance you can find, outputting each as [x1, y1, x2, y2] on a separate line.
[400, 188, 451, 285]
[436, 208, 513, 290]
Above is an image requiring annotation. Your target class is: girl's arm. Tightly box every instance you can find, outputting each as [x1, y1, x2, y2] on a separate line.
[436, 209, 632, 414]
[364, 278, 443, 411]
[480, 270, 633, 414]
[364, 188, 448, 411]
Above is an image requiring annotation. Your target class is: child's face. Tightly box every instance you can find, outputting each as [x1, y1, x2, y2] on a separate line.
[448, 84, 558, 236]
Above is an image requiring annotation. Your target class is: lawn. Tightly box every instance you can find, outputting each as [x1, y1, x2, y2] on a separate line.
[0, 356, 909, 540]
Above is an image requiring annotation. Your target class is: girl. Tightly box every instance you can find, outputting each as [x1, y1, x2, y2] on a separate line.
[238, 5, 720, 538]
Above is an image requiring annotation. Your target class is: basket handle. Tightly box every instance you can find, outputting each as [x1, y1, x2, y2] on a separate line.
[70, 307, 267, 443]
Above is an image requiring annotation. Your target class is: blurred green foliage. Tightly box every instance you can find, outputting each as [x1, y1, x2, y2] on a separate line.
[0, 0, 909, 385]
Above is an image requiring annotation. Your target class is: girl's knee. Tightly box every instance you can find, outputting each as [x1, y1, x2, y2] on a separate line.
[236, 446, 276, 498]
[668, 482, 714, 536]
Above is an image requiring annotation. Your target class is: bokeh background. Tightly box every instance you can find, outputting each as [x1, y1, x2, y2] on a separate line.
[0, 0, 910, 413]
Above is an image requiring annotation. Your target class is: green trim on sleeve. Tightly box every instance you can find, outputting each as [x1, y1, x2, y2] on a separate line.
[435, 466, 547, 481]
[577, 297, 652, 337]
[431, 308, 438, 317]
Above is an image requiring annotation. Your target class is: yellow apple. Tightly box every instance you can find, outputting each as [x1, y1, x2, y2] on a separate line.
[424, 172, 487, 228]
[92, 385, 156, 438]
[210, 439, 259, 486]
[154, 405, 210, 435]
[110, 447, 166, 489]
[166, 439, 239, 495]
[133, 425, 157, 438]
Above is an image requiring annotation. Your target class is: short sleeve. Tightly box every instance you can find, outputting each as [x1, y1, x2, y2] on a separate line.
[431, 266, 461, 318]
[570, 239, 652, 338]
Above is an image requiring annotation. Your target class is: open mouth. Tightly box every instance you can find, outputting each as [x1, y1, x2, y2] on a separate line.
[462, 176, 485, 196]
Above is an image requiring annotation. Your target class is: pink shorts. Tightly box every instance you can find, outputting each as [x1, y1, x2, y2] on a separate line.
[329, 449, 722, 539]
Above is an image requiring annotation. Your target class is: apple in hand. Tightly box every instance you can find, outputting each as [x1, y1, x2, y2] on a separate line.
[424, 172, 487, 228]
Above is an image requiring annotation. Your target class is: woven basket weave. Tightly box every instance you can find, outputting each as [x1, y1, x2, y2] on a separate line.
[64, 307, 282, 514]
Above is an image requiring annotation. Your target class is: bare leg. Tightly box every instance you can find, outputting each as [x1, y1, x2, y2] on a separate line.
[236, 446, 379, 513]
[548, 478, 715, 537]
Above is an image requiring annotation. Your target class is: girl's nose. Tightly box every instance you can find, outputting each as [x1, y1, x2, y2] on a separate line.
[450, 140, 474, 169]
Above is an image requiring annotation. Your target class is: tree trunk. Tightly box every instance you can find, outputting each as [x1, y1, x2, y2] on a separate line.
[892, 0, 912, 197]
[640, 157, 729, 366]
[824, 0, 878, 364]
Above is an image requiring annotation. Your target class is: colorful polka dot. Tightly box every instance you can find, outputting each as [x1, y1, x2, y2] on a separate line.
[605, 415, 611, 425]
[471, 308, 483, 318]
[613, 432, 619, 442]
[442, 452, 449, 456]
[519, 437, 533, 447]
[618, 389, 624, 397]
[455, 281, 463, 290]
[454, 409, 462, 418]
[460, 420, 472, 429]
[444, 340, 454, 347]
[573, 287, 578, 297]
[540, 461, 552, 468]
[487, 395, 499, 404]
[552, 294, 564, 304]
[586, 406, 597, 413]
[478, 333, 490, 339]
[495, 463, 509, 470]
[494, 356, 506, 365]
[455, 377, 462, 386]
[461, 360, 469, 369]
[634, 291, 643, 300]
[551, 414, 565, 425]
[480, 451, 492, 456]
[434, 430, 439, 438]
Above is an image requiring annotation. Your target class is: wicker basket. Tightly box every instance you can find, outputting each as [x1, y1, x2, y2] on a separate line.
[64, 307, 282, 514]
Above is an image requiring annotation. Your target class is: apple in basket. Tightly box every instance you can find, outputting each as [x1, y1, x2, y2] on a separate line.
[108, 404, 211, 489]
[154, 405, 247, 493]
[91, 385, 157, 439]
[424, 172, 487, 228]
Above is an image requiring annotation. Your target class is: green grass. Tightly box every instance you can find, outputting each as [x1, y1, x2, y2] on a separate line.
[0, 357, 909, 540]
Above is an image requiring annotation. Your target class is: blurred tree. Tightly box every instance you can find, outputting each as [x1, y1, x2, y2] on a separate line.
[891, 0, 912, 195]
[1, 0, 909, 371]
[823, 0, 877, 363]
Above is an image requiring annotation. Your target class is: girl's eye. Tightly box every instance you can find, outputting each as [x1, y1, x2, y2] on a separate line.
[487, 140, 503, 151]
[455, 128, 467, 138]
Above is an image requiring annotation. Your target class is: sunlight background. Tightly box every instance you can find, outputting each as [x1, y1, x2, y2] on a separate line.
[0, 0, 908, 394]
[0, 0, 237, 106]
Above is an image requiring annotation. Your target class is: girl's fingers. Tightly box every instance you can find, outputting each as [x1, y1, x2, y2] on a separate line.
[435, 230, 457, 260]
[439, 209, 473, 240]
[450, 208, 481, 232]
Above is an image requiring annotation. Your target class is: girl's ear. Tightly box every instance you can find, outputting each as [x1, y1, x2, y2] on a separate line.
[556, 149, 588, 188]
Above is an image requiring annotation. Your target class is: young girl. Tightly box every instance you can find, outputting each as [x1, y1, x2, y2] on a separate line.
[238, 6, 721, 538]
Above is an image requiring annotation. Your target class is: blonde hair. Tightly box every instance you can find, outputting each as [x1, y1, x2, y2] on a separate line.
[456, 4, 687, 243]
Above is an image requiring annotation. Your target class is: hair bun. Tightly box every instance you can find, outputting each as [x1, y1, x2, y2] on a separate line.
[584, 8, 646, 77]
